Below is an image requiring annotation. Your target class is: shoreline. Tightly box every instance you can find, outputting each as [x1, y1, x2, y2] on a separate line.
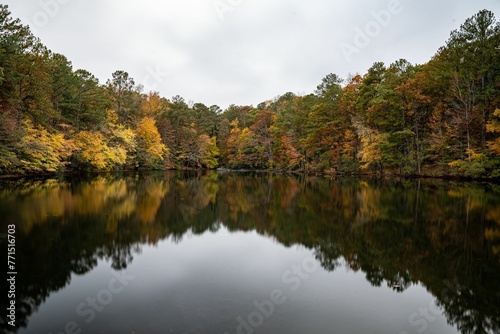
[1, 167, 498, 182]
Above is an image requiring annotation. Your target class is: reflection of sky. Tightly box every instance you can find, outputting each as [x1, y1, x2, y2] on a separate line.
[19, 227, 458, 334]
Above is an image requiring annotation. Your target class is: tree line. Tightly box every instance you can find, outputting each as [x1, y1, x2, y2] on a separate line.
[1, 6, 499, 177]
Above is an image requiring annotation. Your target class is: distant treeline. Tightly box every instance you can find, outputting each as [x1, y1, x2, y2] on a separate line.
[0, 6, 499, 177]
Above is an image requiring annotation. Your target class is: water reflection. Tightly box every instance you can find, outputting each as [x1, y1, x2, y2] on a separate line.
[0, 172, 499, 333]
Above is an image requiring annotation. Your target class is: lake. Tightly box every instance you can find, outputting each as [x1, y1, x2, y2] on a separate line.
[0, 171, 499, 334]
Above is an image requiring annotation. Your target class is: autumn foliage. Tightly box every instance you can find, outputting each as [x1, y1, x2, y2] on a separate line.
[0, 6, 499, 177]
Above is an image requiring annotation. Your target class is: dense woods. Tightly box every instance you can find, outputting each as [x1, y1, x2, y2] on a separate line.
[1, 5, 499, 177]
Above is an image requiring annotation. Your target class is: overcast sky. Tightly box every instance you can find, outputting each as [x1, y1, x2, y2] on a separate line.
[5, 0, 500, 109]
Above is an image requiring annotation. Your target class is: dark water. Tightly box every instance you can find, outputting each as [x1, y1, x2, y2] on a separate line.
[0, 171, 499, 334]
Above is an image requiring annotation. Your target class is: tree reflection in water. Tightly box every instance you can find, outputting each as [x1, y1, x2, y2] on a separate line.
[0, 171, 498, 333]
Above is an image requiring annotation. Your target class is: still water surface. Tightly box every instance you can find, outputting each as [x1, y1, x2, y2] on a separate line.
[0, 171, 499, 334]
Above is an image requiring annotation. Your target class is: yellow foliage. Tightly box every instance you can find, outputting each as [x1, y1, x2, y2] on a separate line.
[140, 92, 167, 118]
[104, 110, 137, 165]
[359, 129, 382, 170]
[112, 125, 136, 152]
[73, 131, 108, 169]
[18, 119, 72, 172]
[73, 131, 127, 169]
[488, 140, 500, 156]
[136, 117, 168, 167]
[448, 149, 488, 177]
[198, 135, 219, 168]
[486, 109, 500, 155]
[342, 129, 357, 156]
[230, 118, 239, 129]
[106, 109, 119, 124]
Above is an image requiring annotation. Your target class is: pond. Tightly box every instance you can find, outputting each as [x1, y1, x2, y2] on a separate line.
[0, 171, 499, 334]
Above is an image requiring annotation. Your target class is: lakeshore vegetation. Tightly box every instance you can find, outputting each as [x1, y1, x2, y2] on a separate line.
[0, 5, 499, 177]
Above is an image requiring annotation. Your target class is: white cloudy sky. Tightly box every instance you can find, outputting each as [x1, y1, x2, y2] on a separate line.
[5, 0, 500, 109]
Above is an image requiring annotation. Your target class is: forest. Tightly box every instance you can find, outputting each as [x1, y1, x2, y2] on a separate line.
[0, 5, 499, 177]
